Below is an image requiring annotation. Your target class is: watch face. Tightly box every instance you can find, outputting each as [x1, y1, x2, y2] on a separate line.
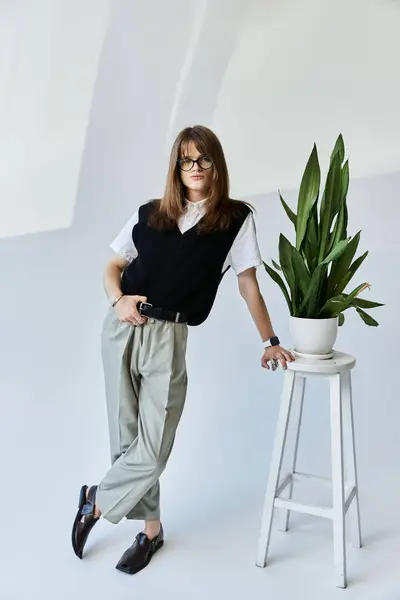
[271, 336, 280, 346]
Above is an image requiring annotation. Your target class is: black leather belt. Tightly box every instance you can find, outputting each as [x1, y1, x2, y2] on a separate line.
[139, 302, 187, 324]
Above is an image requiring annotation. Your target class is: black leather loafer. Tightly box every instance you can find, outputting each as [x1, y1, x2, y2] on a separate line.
[116, 524, 164, 575]
[71, 485, 99, 559]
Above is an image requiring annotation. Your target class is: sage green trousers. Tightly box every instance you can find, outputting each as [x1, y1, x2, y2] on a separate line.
[96, 308, 188, 524]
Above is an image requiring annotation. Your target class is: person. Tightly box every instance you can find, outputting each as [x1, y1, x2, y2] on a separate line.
[71, 125, 295, 575]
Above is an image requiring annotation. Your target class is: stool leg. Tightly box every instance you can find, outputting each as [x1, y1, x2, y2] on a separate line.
[256, 370, 296, 568]
[342, 370, 362, 548]
[279, 375, 306, 532]
[330, 373, 347, 589]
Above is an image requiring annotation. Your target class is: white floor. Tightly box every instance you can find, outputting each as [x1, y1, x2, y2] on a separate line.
[2, 468, 399, 600]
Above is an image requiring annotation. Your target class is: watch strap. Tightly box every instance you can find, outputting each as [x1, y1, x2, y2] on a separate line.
[263, 336, 280, 348]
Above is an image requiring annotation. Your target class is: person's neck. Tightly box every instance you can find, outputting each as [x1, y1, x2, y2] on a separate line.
[185, 189, 208, 203]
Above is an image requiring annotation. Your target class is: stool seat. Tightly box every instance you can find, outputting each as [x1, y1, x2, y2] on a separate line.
[256, 350, 361, 589]
[288, 351, 356, 374]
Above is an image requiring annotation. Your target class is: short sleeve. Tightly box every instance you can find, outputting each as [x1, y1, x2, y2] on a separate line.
[225, 212, 263, 275]
[109, 210, 139, 263]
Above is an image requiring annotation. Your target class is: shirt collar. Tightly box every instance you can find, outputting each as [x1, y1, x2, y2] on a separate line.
[184, 197, 208, 212]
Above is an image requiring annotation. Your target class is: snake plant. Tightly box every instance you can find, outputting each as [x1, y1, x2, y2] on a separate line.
[264, 135, 383, 326]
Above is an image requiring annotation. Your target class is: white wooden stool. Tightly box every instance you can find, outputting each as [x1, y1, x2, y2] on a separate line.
[256, 352, 362, 589]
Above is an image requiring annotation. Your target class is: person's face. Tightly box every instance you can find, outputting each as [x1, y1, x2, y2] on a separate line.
[178, 142, 214, 200]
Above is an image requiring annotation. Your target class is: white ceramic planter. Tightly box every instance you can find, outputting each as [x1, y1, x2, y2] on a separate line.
[290, 316, 338, 359]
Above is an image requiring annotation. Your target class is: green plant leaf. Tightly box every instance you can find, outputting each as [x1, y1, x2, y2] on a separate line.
[329, 196, 348, 254]
[320, 282, 369, 316]
[299, 264, 326, 316]
[303, 240, 316, 273]
[341, 160, 349, 200]
[330, 134, 345, 164]
[335, 251, 368, 295]
[321, 238, 349, 265]
[327, 232, 360, 296]
[326, 165, 349, 252]
[352, 297, 384, 309]
[263, 261, 292, 312]
[306, 265, 328, 317]
[318, 152, 342, 262]
[295, 145, 321, 251]
[279, 235, 297, 311]
[356, 308, 379, 327]
[272, 259, 282, 271]
[303, 201, 319, 271]
[279, 192, 297, 227]
[338, 313, 345, 326]
[320, 294, 346, 316]
[291, 246, 311, 299]
[342, 202, 348, 239]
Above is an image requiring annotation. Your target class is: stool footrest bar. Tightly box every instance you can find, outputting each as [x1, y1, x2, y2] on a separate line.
[274, 498, 334, 520]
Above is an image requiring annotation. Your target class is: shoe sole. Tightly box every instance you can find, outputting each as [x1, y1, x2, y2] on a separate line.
[115, 540, 164, 575]
[71, 485, 88, 559]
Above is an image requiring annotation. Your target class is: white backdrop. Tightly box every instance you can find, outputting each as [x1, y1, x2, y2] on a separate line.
[0, 1, 399, 599]
[0, 0, 110, 238]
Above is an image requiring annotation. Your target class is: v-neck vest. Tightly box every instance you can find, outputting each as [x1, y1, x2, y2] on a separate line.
[120, 200, 251, 326]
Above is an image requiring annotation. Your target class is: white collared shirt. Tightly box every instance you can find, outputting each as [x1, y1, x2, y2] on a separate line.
[110, 199, 262, 275]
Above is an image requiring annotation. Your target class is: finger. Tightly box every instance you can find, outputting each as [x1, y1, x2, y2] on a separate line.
[261, 357, 270, 370]
[133, 315, 148, 325]
[284, 350, 295, 362]
[131, 306, 147, 324]
[277, 354, 288, 370]
[131, 308, 143, 322]
[282, 351, 294, 363]
[132, 296, 148, 322]
[133, 317, 146, 325]
[127, 312, 142, 325]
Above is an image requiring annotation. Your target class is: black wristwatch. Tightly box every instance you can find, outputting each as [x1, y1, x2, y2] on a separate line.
[263, 336, 280, 349]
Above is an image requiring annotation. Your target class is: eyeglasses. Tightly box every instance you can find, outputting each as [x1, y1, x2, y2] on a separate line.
[177, 156, 213, 171]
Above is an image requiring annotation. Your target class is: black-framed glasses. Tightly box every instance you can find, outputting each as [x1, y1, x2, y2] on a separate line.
[177, 156, 213, 171]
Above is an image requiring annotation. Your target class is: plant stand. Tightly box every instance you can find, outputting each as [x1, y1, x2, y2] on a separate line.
[255, 352, 362, 589]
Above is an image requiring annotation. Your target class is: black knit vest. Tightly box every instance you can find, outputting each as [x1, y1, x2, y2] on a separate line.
[120, 200, 251, 326]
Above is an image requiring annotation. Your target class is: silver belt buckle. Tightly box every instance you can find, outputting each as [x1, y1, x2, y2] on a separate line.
[139, 302, 153, 314]
[175, 312, 180, 323]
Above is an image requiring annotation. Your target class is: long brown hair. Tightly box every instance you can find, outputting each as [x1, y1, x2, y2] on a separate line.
[148, 125, 251, 233]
